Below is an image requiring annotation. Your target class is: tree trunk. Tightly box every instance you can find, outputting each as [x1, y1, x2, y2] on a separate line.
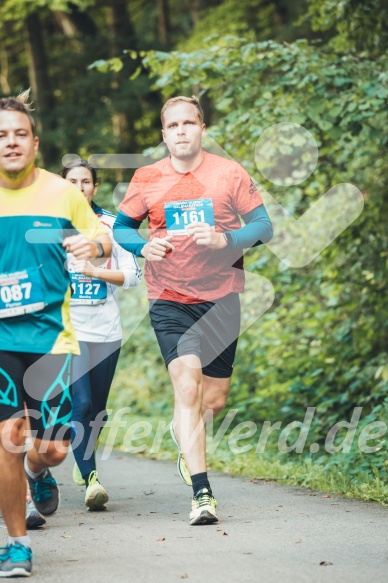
[190, 0, 205, 24]
[107, 0, 136, 54]
[106, 0, 138, 180]
[52, 11, 79, 37]
[157, 0, 170, 45]
[53, 3, 97, 37]
[0, 33, 11, 94]
[24, 12, 58, 167]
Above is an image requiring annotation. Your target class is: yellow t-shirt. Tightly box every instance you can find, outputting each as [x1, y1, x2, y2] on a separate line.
[0, 169, 107, 354]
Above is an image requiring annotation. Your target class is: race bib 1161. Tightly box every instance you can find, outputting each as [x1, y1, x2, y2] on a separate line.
[164, 198, 214, 236]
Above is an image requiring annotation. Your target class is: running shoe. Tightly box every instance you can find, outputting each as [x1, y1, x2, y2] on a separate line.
[72, 462, 85, 486]
[189, 487, 218, 525]
[0, 543, 32, 578]
[84, 471, 108, 511]
[26, 469, 60, 516]
[26, 498, 46, 529]
[26, 481, 46, 529]
[169, 421, 192, 486]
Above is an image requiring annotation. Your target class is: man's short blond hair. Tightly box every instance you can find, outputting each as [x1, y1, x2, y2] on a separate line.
[161, 95, 204, 127]
[0, 89, 35, 134]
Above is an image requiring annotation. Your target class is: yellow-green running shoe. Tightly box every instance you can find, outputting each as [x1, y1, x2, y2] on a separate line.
[72, 463, 85, 486]
[169, 421, 192, 487]
[189, 487, 218, 525]
[85, 471, 108, 511]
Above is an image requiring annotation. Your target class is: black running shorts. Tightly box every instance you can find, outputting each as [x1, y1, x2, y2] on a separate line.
[0, 351, 73, 440]
[149, 293, 240, 378]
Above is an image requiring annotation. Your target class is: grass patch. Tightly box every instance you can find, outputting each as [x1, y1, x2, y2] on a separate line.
[99, 411, 388, 506]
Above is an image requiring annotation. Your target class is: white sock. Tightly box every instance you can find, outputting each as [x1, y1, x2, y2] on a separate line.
[8, 535, 31, 549]
[23, 438, 32, 453]
[24, 455, 44, 480]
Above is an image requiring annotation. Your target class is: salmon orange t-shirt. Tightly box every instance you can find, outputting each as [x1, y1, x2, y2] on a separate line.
[119, 151, 263, 303]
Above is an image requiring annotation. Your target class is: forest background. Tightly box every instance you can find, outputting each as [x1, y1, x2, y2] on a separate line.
[1, 0, 387, 502]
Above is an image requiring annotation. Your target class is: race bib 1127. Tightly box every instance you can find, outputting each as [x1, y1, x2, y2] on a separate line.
[70, 271, 107, 305]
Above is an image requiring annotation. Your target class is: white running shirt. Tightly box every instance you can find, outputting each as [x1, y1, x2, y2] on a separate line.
[70, 204, 141, 342]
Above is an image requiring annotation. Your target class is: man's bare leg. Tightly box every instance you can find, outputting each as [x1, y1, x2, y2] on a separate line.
[25, 437, 69, 475]
[201, 375, 230, 422]
[0, 419, 27, 537]
[168, 355, 205, 476]
[168, 358, 229, 524]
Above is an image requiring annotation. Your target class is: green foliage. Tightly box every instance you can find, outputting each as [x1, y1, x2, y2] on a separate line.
[0, 0, 95, 21]
[302, 0, 388, 54]
[98, 410, 388, 504]
[179, 0, 308, 50]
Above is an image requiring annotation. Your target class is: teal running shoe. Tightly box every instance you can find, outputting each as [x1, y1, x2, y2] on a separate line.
[0, 543, 32, 577]
[26, 468, 60, 516]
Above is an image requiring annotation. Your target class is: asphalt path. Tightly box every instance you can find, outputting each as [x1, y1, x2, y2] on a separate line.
[1, 451, 387, 582]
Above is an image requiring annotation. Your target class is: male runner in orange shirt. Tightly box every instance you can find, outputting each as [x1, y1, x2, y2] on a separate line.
[114, 96, 273, 524]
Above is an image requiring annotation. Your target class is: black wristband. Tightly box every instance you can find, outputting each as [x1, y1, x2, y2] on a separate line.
[94, 240, 104, 258]
[223, 232, 232, 247]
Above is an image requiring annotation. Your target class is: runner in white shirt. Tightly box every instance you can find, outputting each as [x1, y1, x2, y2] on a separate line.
[61, 160, 141, 510]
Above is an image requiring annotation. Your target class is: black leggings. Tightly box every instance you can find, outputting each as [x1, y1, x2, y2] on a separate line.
[70, 340, 121, 477]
